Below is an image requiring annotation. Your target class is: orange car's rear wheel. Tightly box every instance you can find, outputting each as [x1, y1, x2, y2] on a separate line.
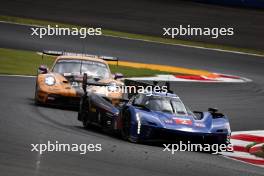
[34, 83, 41, 105]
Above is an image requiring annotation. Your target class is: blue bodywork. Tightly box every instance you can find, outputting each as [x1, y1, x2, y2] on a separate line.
[124, 92, 231, 143]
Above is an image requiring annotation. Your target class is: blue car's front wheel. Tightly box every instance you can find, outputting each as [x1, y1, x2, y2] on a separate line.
[121, 110, 140, 143]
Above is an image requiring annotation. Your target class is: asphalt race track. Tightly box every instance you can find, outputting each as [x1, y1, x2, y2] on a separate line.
[1, 0, 264, 49]
[0, 22, 264, 175]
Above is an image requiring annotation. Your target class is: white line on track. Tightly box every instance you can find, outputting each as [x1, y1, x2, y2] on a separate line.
[104, 34, 264, 58]
[0, 20, 44, 28]
[0, 21, 263, 58]
[0, 74, 35, 78]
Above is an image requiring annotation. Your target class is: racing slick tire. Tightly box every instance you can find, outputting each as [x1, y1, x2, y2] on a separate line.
[78, 96, 90, 129]
[121, 110, 140, 143]
[34, 83, 41, 105]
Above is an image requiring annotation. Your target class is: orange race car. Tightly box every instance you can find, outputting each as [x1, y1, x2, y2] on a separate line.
[34, 51, 124, 107]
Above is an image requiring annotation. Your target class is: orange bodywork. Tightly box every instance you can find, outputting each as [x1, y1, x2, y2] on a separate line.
[35, 55, 123, 106]
[36, 73, 78, 103]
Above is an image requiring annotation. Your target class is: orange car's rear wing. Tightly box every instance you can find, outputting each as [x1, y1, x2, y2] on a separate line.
[42, 50, 119, 65]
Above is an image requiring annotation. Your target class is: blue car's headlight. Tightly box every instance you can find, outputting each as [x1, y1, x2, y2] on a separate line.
[45, 76, 56, 86]
[136, 113, 141, 134]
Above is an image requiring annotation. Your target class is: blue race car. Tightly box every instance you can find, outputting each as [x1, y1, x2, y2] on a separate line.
[78, 77, 231, 145]
[119, 92, 231, 144]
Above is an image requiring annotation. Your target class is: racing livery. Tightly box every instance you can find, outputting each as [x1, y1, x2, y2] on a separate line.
[34, 51, 123, 107]
[78, 80, 231, 144]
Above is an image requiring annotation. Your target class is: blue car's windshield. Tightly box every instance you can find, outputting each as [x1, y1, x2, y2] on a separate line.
[134, 94, 189, 115]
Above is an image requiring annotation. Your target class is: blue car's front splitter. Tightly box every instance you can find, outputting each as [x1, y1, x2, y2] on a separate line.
[138, 125, 228, 144]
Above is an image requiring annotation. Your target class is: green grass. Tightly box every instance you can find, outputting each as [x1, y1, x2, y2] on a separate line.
[0, 15, 263, 56]
[255, 144, 264, 158]
[255, 152, 264, 158]
[0, 48, 171, 77]
[246, 142, 258, 151]
[0, 48, 54, 75]
[246, 143, 264, 158]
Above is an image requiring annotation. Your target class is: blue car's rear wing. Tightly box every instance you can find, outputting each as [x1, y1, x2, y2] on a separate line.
[124, 79, 174, 98]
